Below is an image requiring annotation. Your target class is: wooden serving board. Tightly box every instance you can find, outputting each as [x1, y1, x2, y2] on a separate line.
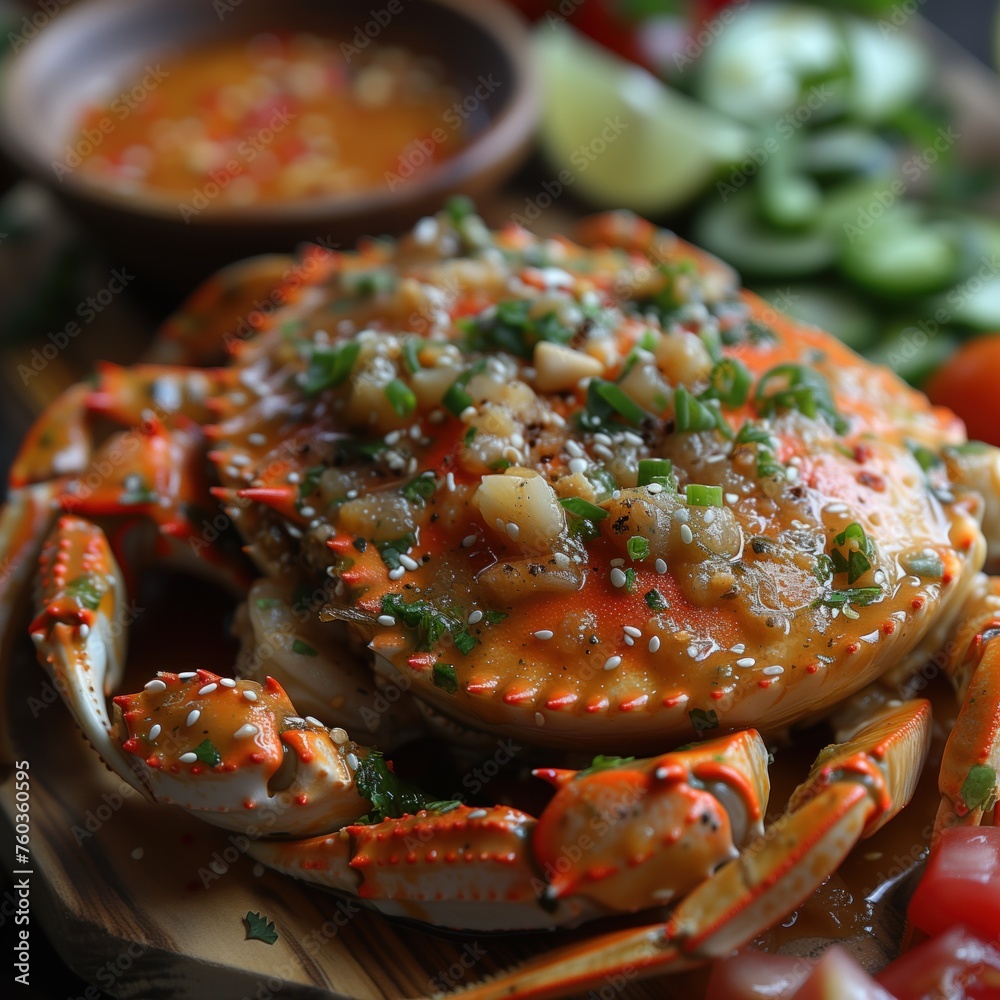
[0, 575, 686, 1000]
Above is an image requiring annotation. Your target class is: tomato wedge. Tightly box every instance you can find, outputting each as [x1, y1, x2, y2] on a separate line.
[792, 947, 895, 1000]
[706, 950, 813, 999]
[908, 827, 1000, 942]
[877, 926, 1000, 1000]
[925, 335, 1000, 447]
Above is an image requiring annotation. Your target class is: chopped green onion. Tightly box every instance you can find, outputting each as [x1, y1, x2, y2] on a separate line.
[686, 484, 723, 507]
[702, 358, 751, 408]
[385, 378, 417, 418]
[627, 537, 649, 561]
[442, 381, 473, 417]
[811, 587, 882, 609]
[559, 497, 609, 521]
[755, 364, 847, 434]
[402, 339, 423, 373]
[303, 341, 360, 396]
[623, 567, 636, 592]
[445, 195, 475, 225]
[591, 379, 647, 426]
[638, 329, 658, 351]
[343, 269, 394, 297]
[463, 426, 478, 445]
[675, 386, 731, 437]
[637, 458, 673, 487]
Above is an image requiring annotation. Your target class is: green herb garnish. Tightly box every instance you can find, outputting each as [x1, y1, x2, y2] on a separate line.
[244, 911, 278, 945]
[303, 341, 360, 396]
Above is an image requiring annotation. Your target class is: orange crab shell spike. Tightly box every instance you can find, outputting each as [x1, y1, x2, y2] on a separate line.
[532, 768, 576, 789]
[232, 485, 301, 521]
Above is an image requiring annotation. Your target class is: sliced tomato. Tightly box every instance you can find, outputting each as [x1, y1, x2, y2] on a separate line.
[908, 827, 1000, 942]
[925, 335, 1000, 447]
[877, 926, 1000, 1000]
[706, 950, 813, 999]
[792, 947, 895, 1000]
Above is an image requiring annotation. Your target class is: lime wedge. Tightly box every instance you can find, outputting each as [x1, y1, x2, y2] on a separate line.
[534, 24, 749, 214]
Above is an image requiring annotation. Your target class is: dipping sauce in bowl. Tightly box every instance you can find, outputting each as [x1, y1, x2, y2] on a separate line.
[70, 33, 467, 209]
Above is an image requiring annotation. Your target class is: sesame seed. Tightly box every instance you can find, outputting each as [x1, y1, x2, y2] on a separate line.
[610, 568, 627, 588]
[385, 430, 401, 445]
[178, 672, 196, 680]
[736, 657, 755, 668]
[842, 606, 860, 620]
[198, 683, 218, 696]
[687, 644, 698, 658]
[703, 509, 716, 525]
[287, 472, 301, 484]
[506, 522, 521, 541]
[725, 492, 739, 504]
[234, 724, 259, 738]
[731, 643, 746, 654]
[594, 433, 613, 447]
[565, 440, 584, 458]
[144, 679, 167, 693]
[398, 553, 419, 571]
[655, 558, 667, 574]
[378, 614, 396, 626]
[553, 552, 570, 568]
[534, 629, 554, 640]
[763, 665, 784, 676]
[675, 508, 689, 522]
[248, 433, 266, 446]
[467, 808, 488, 820]
[610, 558, 625, 567]
[623, 626, 642, 638]
[331, 728, 348, 744]
[346, 752, 359, 771]
[534, 712, 545, 727]
[603, 655, 622, 670]
[647, 483, 663, 494]
[468, 610, 484, 625]
[243, 690, 258, 702]
[186, 709, 201, 727]
[179, 753, 198, 764]
[446, 472, 456, 492]
[624, 635, 634, 646]
[346, 489, 359, 500]
[148, 724, 161, 740]
[680, 524, 694, 544]
[621, 431, 644, 447]
[611, 490, 621, 499]
[648, 636, 661, 653]
[568, 458, 588, 475]
[220, 678, 237, 688]
[79, 624, 90, 638]
[460, 406, 477, 421]
[299, 506, 316, 518]
[462, 534, 478, 547]
[388, 566, 406, 580]
[825, 502, 849, 514]
[593, 444, 614, 460]
[306, 716, 324, 728]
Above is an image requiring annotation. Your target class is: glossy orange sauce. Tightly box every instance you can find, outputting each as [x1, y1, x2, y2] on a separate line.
[70, 33, 466, 205]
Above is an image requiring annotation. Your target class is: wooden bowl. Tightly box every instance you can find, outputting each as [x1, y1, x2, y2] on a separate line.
[0, 0, 538, 288]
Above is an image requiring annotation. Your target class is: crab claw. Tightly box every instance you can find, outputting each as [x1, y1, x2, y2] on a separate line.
[112, 669, 368, 835]
[448, 700, 931, 1000]
[532, 731, 769, 912]
[27, 515, 138, 788]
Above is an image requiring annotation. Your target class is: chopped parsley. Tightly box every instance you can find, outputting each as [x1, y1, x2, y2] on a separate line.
[243, 911, 278, 945]
[354, 749, 436, 823]
[65, 574, 106, 611]
[755, 364, 848, 434]
[463, 298, 574, 360]
[960, 764, 997, 811]
[811, 587, 882, 609]
[627, 536, 649, 561]
[432, 662, 458, 694]
[192, 739, 222, 767]
[644, 588, 668, 611]
[380, 593, 494, 657]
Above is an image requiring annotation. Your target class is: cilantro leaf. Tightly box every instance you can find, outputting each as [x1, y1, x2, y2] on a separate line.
[243, 911, 278, 945]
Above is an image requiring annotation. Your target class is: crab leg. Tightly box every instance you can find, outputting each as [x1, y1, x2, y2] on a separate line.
[934, 575, 1000, 837]
[248, 731, 769, 931]
[449, 699, 932, 1000]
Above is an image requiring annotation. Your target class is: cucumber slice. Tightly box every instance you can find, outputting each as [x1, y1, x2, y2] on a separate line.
[534, 25, 750, 214]
[842, 17, 930, 123]
[692, 189, 839, 278]
[695, 3, 851, 124]
[928, 274, 1000, 330]
[866, 321, 960, 387]
[838, 210, 971, 297]
[756, 283, 880, 352]
[800, 126, 898, 180]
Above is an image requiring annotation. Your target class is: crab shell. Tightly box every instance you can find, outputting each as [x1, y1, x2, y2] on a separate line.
[200, 214, 986, 752]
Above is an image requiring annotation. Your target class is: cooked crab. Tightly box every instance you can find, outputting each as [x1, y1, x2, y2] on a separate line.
[1, 204, 997, 997]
